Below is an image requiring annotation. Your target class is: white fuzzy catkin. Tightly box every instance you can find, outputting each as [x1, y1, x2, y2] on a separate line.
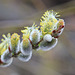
[18, 52, 32, 62]
[20, 40, 32, 55]
[40, 38, 58, 51]
[1, 49, 13, 63]
[0, 58, 13, 67]
[16, 40, 20, 53]
[29, 29, 41, 44]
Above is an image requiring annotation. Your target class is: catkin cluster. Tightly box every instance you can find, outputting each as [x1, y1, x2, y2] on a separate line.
[0, 10, 65, 67]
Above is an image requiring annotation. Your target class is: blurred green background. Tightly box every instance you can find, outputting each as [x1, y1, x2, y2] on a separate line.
[0, 0, 75, 75]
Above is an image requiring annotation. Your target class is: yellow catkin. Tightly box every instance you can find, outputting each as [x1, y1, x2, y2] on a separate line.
[0, 34, 9, 55]
[0, 43, 7, 55]
[40, 10, 58, 35]
[22, 34, 30, 47]
[0, 47, 6, 55]
[11, 33, 20, 47]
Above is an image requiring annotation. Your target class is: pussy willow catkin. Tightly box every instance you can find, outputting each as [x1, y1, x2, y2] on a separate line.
[0, 10, 65, 67]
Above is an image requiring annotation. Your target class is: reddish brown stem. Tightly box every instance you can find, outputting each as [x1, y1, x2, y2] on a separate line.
[0, 59, 3, 64]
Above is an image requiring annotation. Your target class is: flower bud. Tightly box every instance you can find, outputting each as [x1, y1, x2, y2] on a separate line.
[57, 19, 65, 28]
[57, 19, 65, 36]
[43, 34, 52, 42]
[29, 29, 41, 44]
[52, 19, 65, 38]
[21, 38, 32, 55]
[40, 38, 58, 51]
